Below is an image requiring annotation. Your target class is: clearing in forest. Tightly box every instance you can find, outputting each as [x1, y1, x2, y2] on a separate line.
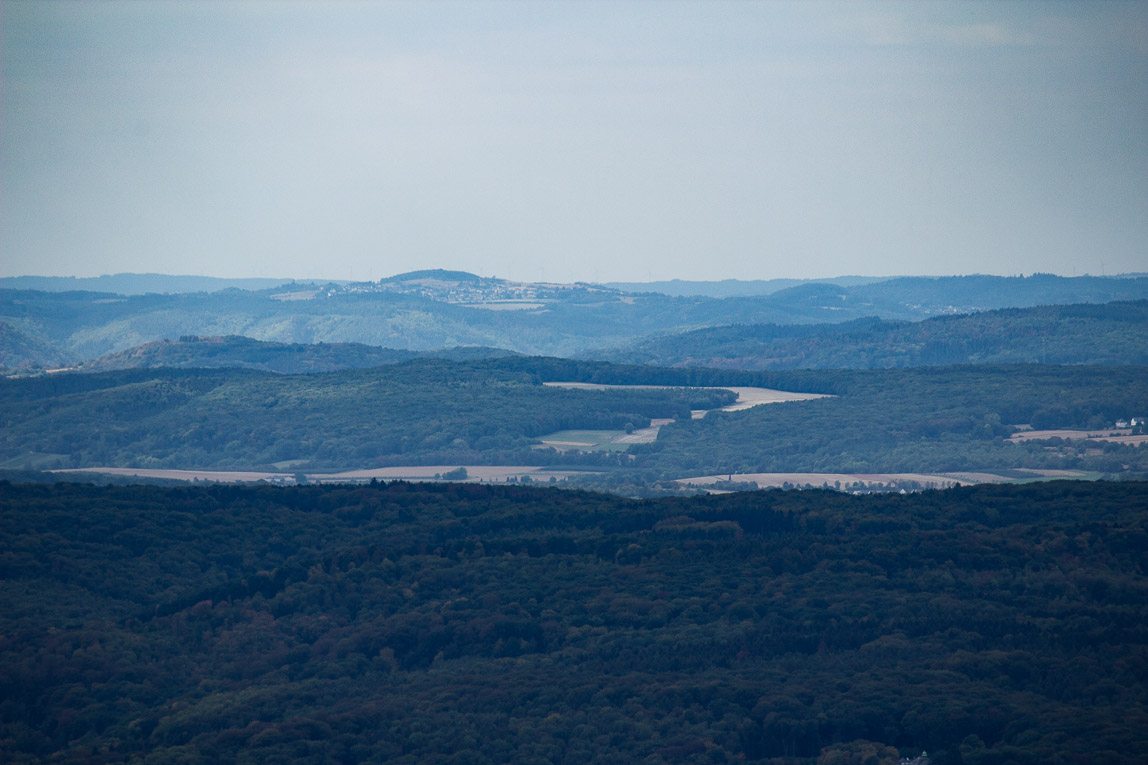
[536, 383, 828, 447]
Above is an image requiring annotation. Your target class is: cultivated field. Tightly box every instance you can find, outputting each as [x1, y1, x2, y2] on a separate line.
[312, 466, 591, 482]
[707, 386, 831, 413]
[676, 468, 1091, 492]
[55, 465, 597, 485]
[542, 382, 829, 419]
[460, 302, 544, 311]
[59, 467, 290, 483]
[1009, 428, 1147, 446]
[536, 383, 827, 448]
[537, 419, 670, 451]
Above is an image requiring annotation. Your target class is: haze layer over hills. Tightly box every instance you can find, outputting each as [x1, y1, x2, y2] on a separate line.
[2, 270, 1146, 371]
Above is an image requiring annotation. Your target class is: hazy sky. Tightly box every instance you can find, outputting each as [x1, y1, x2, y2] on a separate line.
[2, 1, 1145, 283]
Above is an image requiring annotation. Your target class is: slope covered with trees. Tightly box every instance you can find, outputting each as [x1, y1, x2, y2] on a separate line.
[2, 359, 1145, 481]
[71, 335, 516, 375]
[2, 479, 1146, 763]
[0, 360, 734, 471]
[627, 364, 1148, 480]
[595, 301, 1148, 369]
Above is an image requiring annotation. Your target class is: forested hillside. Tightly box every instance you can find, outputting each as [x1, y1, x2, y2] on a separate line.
[0, 360, 734, 471]
[0, 322, 73, 372]
[595, 301, 1148, 369]
[2, 479, 1145, 763]
[628, 364, 1148, 480]
[71, 335, 517, 375]
[3, 358, 1145, 483]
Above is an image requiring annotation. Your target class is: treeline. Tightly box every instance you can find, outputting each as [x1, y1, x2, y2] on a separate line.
[1, 479, 1146, 762]
[595, 300, 1148, 370]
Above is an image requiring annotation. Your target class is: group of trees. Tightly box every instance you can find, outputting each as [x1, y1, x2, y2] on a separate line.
[1, 479, 1146, 762]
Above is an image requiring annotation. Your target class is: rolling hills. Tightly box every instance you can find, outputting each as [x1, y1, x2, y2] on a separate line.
[3, 272, 1146, 371]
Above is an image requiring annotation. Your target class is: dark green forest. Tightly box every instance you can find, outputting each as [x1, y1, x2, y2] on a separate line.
[2, 358, 1145, 481]
[626, 364, 1148, 480]
[2, 479, 1146, 763]
[594, 301, 1148, 370]
[0, 360, 735, 471]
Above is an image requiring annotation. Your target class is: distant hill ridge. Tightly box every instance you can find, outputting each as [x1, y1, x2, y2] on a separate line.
[3, 272, 1147, 369]
[379, 269, 492, 284]
[0, 273, 307, 295]
[606, 275, 892, 297]
[70, 335, 517, 375]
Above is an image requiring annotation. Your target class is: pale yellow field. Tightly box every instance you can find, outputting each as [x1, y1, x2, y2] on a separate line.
[1009, 428, 1146, 447]
[542, 382, 829, 418]
[459, 302, 544, 311]
[314, 466, 594, 482]
[676, 468, 1089, 491]
[537, 384, 828, 445]
[56, 465, 600, 484]
[60, 467, 287, 482]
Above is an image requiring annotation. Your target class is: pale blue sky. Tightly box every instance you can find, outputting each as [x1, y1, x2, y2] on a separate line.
[2, 1, 1145, 283]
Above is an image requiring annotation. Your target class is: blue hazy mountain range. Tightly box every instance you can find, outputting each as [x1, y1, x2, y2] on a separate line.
[2, 271, 1146, 371]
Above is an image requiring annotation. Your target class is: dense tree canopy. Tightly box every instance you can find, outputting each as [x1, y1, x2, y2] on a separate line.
[628, 364, 1148, 478]
[0, 361, 733, 471]
[2, 479, 1146, 763]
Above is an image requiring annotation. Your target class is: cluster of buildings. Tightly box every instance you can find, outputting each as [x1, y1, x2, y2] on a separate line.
[370, 275, 610, 306]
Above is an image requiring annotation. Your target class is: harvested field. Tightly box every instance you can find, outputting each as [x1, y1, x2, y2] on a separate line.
[314, 466, 589, 482]
[1097, 435, 1148, 445]
[538, 423, 665, 451]
[539, 384, 827, 447]
[54, 466, 600, 485]
[59, 467, 289, 483]
[460, 302, 544, 311]
[543, 382, 829, 419]
[1008, 428, 1140, 444]
[676, 468, 1091, 492]
[537, 430, 625, 449]
[714, 386, 831, 411]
